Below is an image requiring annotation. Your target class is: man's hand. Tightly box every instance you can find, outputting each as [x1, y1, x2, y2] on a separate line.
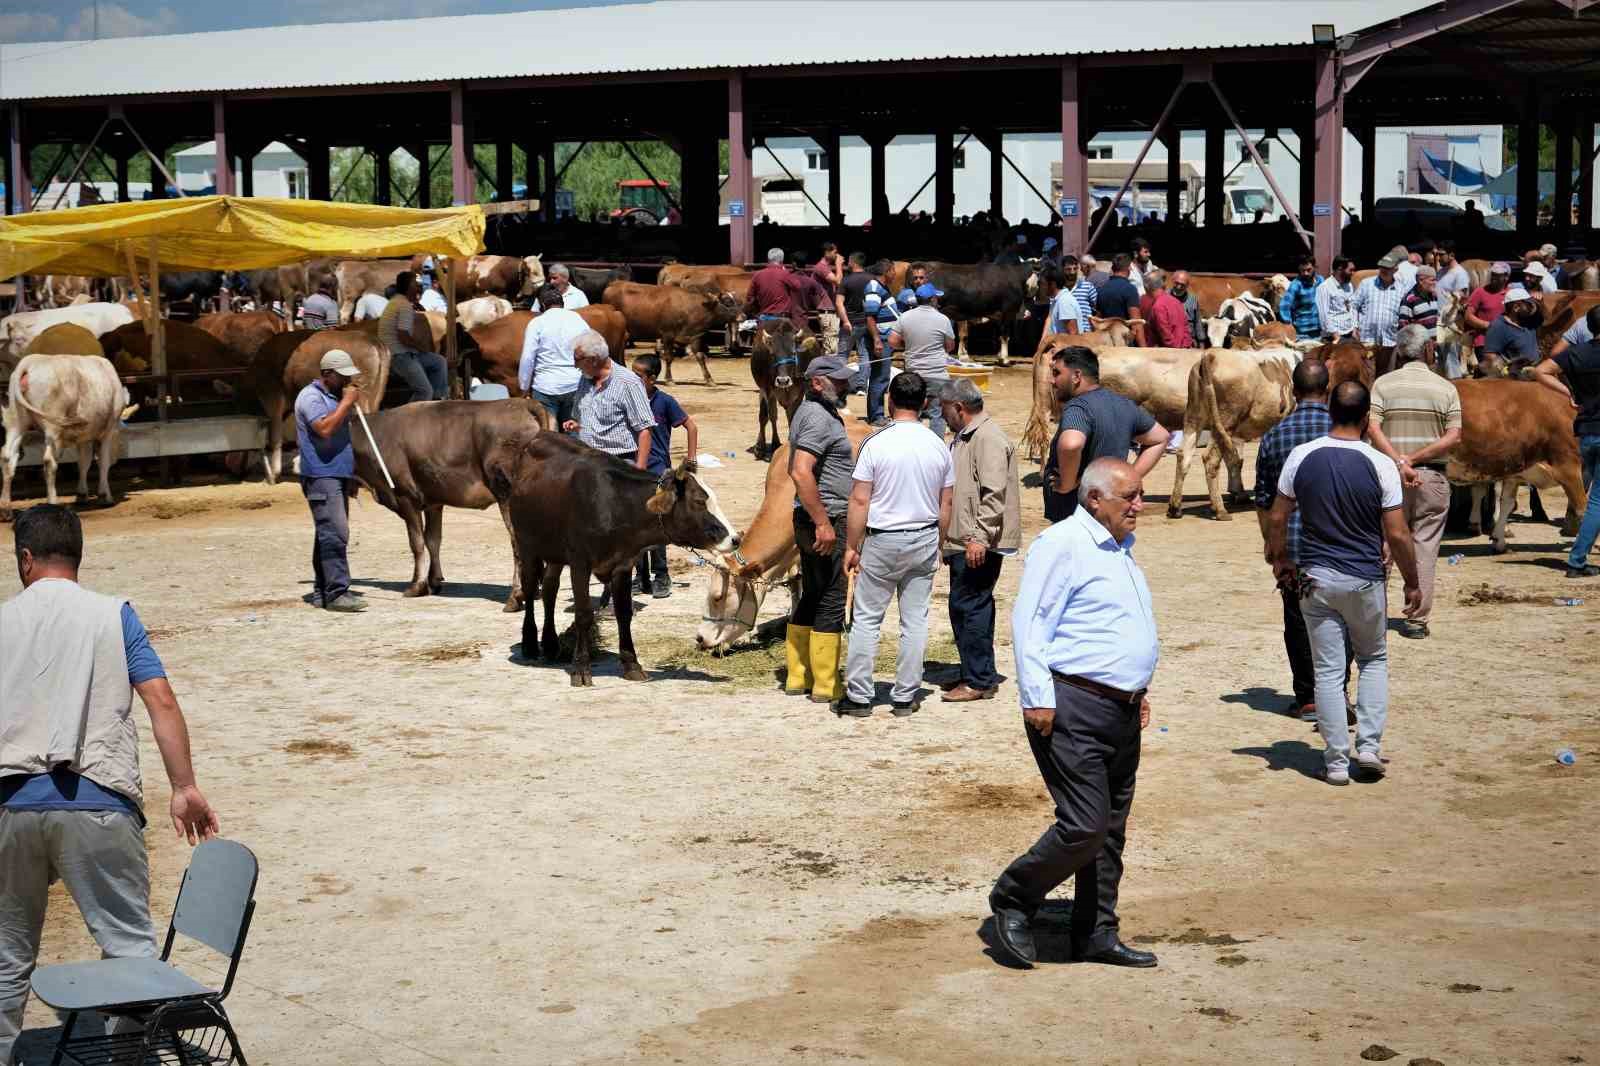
[340, 383, 360, 407]
[1271, 557, 1296, 586]
[813, 520, 838, 555]
[170, 784, 219, 845]
[843, 546, 861, 575]
[1402, 582, 1423, 618]
[1397, 459, 1421, 489]
[1023, 708, 1054, 736]
[1139, 696, 1152, 730]
[965, 539, 987, 568]
[561, 419, 578, 433]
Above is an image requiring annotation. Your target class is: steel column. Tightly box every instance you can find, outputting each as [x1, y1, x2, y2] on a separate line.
[495, 138, 513, 202]
[1298, 123, 1315, 227]
[9, 105, 30, 213]
[727, 71, 753, 265]
[868, 134, 888, 227]
[1579, 113, 1596, 232]
[306, 140, 331, 201]
[519, 139, 535, 207]
[450, 84, 472, 206]
[1312, 48, 1344, 274]
[934, 127, 954, 225]
[986, 131, 1003, 220]
[1357, 124, 1376, 226]
[1163, 126, 1180, 227]
[1555, 107, 1574, 242]
[540, 141, 556, 220]
[211, 98, 233, 196]
[824, 128, 841, 226]
[412, 144, 431, 208]
[1205, 120, 1224, 228]
[375, 147, 392, 205]
[115, 149, 130, 202]
[1060, 57, 1086, 253]
[1517, 89, 1540, 238]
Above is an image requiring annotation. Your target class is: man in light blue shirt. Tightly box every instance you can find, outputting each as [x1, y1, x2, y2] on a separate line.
[294, 349, 366, 612]
[518, 284, 590, 428]
[989, 457, 1159, 972]
[1039, 265, 1087, 334]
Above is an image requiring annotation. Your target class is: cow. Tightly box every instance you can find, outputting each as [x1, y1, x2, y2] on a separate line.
[658, 263, 751, 295]
[334, 258, 414, 322]
[22, 323, 104, 357]
[1, 354, 129, 519]
[442, 255, 529, 302]
[1023, 332, 1189, 461]
[1180, 273, 1290, 318]
[98, 321, 243, 405]
[350, 397, 549, 606]
[749, 319, 818, 460]
[601, 281, 740, 384]
[696, 417, 875, 653]
[193, 310, 288, 367]
[159, 271, 229, 313]
[455, 296, 514, 331]
[39, 275, 91, 308]
[921, 261, 1033, 365]
[456, 307, 629, 393]
[1448, 379, 1588, 553]
[1305, 339, 1374, 390]
[569, 265, 633, 305]
[521, 255, 546, 299]
[249, 329, 391, 484]
[1, 303, 135, 363]
[1201, 292, 1276, 349]
[489, 432, 738, 686]
[1536, 291, 1600, 357]
[1169, 347, 1301, 520]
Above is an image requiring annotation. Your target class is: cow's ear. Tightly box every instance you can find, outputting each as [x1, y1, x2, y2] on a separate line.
[646, 484, 675, 515]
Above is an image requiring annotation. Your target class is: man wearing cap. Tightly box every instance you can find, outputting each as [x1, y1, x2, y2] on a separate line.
[1483, 286, 1541, 377]
[1398, 264, 1440, 333]
[1534, 245, 1563, 292]
[1388, 244, 1417, 293]
[1315, 256, 1357, 342]
[1354, 254, 1406, 368]
[1521, 257, 1557, 296]
[889, 283, 958, 438]
[784, 355, 859, 704]
[295, 350, 367, 612]
[1464, 262, 1512, 367]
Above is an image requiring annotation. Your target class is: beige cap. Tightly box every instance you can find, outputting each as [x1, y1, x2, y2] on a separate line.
[320, 349, 360, 376]
[1539, 243, 1558, 258]
[1522, 261, 1550, 280]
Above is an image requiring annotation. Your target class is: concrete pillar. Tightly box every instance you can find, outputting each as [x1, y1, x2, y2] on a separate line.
[211, 97, 233, 196]
[411, 144, 431, 208]
[935, 127, 954, 226]
[824, 128, 842, 226]
[115, 149, 131, 202]
[1311, 48, 1343, 274]
[519, 139, 535, 205]
[1205, 120, 1224, 229]
[868, 133, 888, 227]
[9, 104, 30, 213]
[306, 140, 331, 201]
[986, 131, 1003, 219]
[1163, 126, 1180, 228]
[1579, 112, 1596, 235]
[727, 71, 753, 265]
[1357, 123, 1375, 227]
[450, 84, 472, 206]
[1555, 108, 1574, 243]
[1059, 57, 1087, 254]
[540, 141, 556, 220]
[1517, 90, 1540, 239]
[375, 147, 392, 206]
[495, 138, 513, 202]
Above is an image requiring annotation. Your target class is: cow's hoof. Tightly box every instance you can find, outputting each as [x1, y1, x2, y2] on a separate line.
[623, 664, 648, 682]
[1165, 508, 1183, 520]
[503, 598, 522, 614]
[1491, 542, 1510, 556]
[402, 584, 430, 598]
[1214, 509, 1235, 522]
[542, 640, 561, 662]
[570, 670, 593, 687]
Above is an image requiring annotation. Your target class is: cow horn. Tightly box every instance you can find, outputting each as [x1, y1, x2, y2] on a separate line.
[646, 482, 676, 515]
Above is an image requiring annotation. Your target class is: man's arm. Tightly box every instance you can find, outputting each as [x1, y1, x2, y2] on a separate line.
[1534, 357, 1575, 404]
[943, 327, 958, 354]
[634, 427, 651, 470]
[1464, 296, 1492, 332]
[134, 677, 219, 845]
[1265, 493, 1296, 582]
[789, 449, 831, 529]
[887, 328, 905, 351]
[972, 435, 1010, 546]
[1404, 425, 1461, 467]
[843, 478, 872, 575]
[1052, 428, 1087, 496]
[680, 414, 699, 462]
[517, 322, 540, 395]
[1364, 414, 1421, 488]
[937, 484, 953, 543]
[311, 387, 358, 439]
[1130, 422, 1170, 478]
[1381, 507, 1422, 616]
[1011, 535, 1072, 735]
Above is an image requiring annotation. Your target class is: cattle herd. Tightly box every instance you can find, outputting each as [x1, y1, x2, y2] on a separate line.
[0, 247, 1594, 681]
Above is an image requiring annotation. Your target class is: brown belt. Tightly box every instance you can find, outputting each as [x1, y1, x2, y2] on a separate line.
[1052, 672, 1145, 707]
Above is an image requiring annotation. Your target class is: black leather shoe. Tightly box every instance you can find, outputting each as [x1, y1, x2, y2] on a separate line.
[1079, 941, 1158, 968]
[831, 698, 873, 717]
[990, 908, 1036, 968]
[890, 699, 921, 717]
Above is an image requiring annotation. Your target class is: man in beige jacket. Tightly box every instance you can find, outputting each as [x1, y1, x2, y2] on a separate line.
[939, 377, 1021, 701]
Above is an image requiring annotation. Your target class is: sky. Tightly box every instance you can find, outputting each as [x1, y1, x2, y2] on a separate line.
[0, 0, 638, 42]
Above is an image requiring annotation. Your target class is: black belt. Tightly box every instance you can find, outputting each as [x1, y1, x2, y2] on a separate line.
[1052, 671, 1146, 707]
[867, 522, 939, 536]
[1414, 462, 1448, 473]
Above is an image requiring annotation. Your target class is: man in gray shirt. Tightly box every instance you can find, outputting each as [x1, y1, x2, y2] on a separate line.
[565, 330, 653, 468]
[889, 282, 957, 438]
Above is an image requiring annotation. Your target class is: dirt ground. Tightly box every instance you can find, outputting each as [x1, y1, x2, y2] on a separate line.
[5, 351, 1596, 1066]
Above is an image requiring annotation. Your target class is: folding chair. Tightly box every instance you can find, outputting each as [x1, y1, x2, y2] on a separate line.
[30, 839, 258, 1066]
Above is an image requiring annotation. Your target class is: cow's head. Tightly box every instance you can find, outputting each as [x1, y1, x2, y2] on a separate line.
[1090, 317, 1133, 346]
[519, 255, 546, 297]
[1024, 271, 1039, 299]
[1261, 273, 1290, 306]
[1435, 290, 1472, 350]
[645, 463, 738, 553]
[695, 562, 769, 652]
[757, 320, 800, 388]
[711, 290, 741, 324]
[1202, 315, 1232, 349]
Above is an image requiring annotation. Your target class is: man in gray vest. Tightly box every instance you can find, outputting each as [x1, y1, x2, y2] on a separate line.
[1, 504, 220, 1064]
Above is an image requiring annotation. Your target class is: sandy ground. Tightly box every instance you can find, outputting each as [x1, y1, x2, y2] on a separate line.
[4, 352, 1597, 1066]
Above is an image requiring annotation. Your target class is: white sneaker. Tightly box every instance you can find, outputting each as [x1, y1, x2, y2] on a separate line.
[1356, 751, 1386, 777]
[1326, 767, 1350, 786]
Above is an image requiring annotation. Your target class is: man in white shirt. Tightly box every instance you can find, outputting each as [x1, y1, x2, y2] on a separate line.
[1315, 256, 1357, 340]
[989, 456, 1158, 971]
[547, 263, 589, 309]
[518, 285, 589, 428]
[1127, 238, 1154, 296]
[419, 283, 448, 313]
[353, 287, 390, 321]
[834, 372, 955, 717]
[1390, 244, 1418, 294]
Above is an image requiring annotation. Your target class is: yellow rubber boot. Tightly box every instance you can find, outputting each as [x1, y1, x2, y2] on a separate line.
[784, 624, 814, 694]
[809, 630, 846, 703]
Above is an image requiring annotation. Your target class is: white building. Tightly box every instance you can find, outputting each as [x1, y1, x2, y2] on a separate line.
[175, 141, 309, 198]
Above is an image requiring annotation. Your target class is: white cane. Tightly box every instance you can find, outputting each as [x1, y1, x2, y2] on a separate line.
[354, 404, 396, 491]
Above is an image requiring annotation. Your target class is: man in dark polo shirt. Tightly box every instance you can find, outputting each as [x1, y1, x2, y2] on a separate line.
[1534, 306, 1600, 578]
[1096, 253, 1142, 329]
[743, 247, 796, 325]
[1042, 346, 1169, 522]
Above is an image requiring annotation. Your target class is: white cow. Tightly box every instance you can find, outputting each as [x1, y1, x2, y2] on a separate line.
[455, 296, 514, 331]
[0, 303, 135, 362]
[1, 354, 129, 517]
[1202, 292, 1275, 349]
[520, 255, 545, 298]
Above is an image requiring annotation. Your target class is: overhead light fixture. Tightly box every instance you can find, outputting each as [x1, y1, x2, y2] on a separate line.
[1312, 23, 1336, 44]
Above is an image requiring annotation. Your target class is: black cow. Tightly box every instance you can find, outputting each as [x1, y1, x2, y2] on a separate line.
[160, 270, 228, 312]
[923, 262, 1034, 365]
[489, 433, 738, 686]
[568, 265, 633, 306]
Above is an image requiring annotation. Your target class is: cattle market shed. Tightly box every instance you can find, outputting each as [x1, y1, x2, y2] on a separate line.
[0, 195, 484, 468]
[1, 0, 1598, 274]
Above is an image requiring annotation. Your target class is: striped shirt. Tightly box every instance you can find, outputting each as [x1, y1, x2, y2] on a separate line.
[1072, 278, 1099, 317]
[1397, 287, 1440, 330]
[1369, 362, 1462, 458]
[1315, 277, 1356, 337]
[574, 363, 655, 457]
[1354, 275, 1405, 347]
[1254, 401, 1330, 564]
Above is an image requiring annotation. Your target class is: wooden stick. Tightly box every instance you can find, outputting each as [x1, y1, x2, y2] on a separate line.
[354, 405, 396, 490]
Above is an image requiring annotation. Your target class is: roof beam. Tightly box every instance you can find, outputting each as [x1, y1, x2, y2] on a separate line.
[1342, 0, 1525, 68]
[1551, 0, 1599, 11]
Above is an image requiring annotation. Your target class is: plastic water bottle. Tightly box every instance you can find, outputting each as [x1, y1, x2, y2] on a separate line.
[1447, 554, 1464, 566]
[1556, 748, 1577, 766]
[1555, 597, 1585, 607]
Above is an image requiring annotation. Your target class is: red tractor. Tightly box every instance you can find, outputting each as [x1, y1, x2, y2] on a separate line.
[610, 179, 676, 224]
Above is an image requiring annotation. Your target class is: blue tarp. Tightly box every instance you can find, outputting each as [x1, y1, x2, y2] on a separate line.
[1423, 149, 1492, 191]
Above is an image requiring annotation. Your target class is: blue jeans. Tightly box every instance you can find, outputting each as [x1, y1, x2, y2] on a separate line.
[920, 380, 949, 439]
[391, 348, 449, 403]
[532, 388, 577, 433]
[845, 323, 890, 420]
[303, 476, 352, 603]
[1567, 434, 1600, 569]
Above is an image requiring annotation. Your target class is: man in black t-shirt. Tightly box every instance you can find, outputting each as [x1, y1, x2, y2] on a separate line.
[1041, 346, 1169, 521]
[1096, 252, 1142, 335]
[1534, 306, 1600, 577]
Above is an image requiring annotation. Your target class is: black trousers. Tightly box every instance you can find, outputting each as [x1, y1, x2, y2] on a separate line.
[792, 511, 848, 634]
[947, 551, 1004, 690]
[1281, 585, 1316, 707]
[991, 678, 1141, 955]
[635, 544, 668, 586]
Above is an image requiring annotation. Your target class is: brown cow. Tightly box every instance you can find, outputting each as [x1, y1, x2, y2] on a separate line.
[749, 319, 818, 460]
[658, 263, 751, 294]
[350, 397, 549, 606]
[193, 311, 288, 366]
[249, 329, 391, 484]
[1179, 273, 1290, 317]
[22, 323, 103, 357]
[1169, 347, 1299, 520]
[458, 307, 628, 393]
[440, 255, 529, 301]
[601, 281, 740, 384]
[1305, 340, 1375, 389]
[335, 258, 414, 322]
[98, 321, 243, 405]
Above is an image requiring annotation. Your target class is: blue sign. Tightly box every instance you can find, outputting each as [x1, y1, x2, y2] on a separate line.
[1059, 197, 1079, 218]
[729, 200, 746, 218]
[1312, 202, 1332, 218]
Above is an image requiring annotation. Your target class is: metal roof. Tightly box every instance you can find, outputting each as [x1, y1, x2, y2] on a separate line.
[0, 0, 1436, 102]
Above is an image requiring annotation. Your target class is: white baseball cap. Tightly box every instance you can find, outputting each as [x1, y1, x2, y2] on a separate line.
[1502, 285, 1534, 303]
[1522, 261, 1550, 280]
[320, 349, 360, 376]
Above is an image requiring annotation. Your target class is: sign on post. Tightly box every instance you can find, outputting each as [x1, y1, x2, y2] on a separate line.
[1058, 197, 1079, 218]
[729, 200, 746, 218]
[1312, 203, 1333, 218]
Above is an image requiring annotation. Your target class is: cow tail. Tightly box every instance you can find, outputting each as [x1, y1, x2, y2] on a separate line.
[14, 387, 93, 437]
[1196, 350, 1236, 458]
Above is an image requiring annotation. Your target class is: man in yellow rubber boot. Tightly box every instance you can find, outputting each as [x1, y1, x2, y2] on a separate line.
[784, 355, 859, 702]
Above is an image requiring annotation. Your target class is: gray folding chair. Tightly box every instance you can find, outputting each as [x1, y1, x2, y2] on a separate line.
[30, 839, 258, 1066]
